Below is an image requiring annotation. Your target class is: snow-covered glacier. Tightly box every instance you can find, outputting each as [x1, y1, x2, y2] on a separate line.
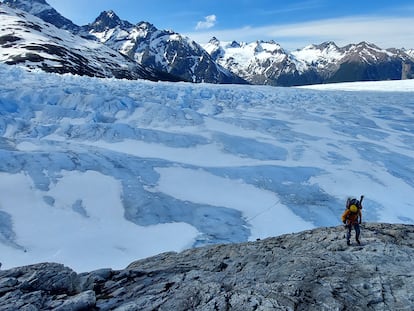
[1, 64, 414, 272]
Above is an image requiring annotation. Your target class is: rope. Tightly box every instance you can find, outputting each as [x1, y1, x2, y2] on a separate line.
[245, 198, 281, 223]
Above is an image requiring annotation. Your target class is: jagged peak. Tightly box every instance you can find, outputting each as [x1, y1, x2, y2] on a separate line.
[208, 36, 220, 45]
[3, 0, 52, 14]
[93, 10, 121, 26]
[3, 0, 49, 7]
[3, 0, 79, 31]
[89, 10, 133, 32]
[136, 21, 158, 32]
[303, 41, 339, 51]
[317, 41, 339, 49]
[344, 41, 380, 51]
[229, 40, 241, 48]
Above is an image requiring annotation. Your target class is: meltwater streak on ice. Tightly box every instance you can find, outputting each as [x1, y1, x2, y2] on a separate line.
[0, 64, 414, 272]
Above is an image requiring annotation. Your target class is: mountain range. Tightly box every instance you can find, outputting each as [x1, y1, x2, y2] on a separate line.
[205, 39, 414, 86]
[2, 0, 414, 86]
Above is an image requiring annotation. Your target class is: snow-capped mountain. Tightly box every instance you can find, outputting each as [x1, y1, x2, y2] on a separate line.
[2, 0, 80, 32]
[0, 5, 176, 81]
[83, 11, 246, 84]
[205, 38, 321, 86]
[327, 42, 414, 82]
[205, 38, 414, 86]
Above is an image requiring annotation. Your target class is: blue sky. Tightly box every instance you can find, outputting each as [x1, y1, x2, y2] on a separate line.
[47, 0, 414, 50]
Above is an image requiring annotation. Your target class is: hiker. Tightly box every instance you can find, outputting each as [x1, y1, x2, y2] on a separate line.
[342, 196, 363, 245]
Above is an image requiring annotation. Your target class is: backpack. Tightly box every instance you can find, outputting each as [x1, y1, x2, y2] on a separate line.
[347, 197, 361, 213]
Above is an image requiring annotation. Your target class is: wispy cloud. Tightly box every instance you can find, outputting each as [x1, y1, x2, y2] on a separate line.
[256, 0, 324, 16]
[195, 15, 217, 30]
[185, 15, 414, 50]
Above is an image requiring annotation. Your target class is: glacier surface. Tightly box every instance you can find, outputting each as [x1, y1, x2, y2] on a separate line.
[0, 64, 414, 272]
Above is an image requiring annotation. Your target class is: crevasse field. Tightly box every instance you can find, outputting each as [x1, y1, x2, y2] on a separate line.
[1, 64, 413, 272]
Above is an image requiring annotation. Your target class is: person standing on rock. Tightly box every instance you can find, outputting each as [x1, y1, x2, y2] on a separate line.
[342, 196, 363, 245]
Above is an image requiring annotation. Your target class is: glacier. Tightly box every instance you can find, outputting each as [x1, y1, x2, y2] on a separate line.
[0, 64, 414, 272]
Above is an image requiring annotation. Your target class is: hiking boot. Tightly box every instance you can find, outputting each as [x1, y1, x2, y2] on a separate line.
[347, 240, 351, 246]
[356, 239, 361, 245]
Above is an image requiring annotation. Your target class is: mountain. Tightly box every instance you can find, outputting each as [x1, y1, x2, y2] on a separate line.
[0, 5, 178, 81]
[325, 41, 414, 82]
[83, 10, 246, 84]
[3, 0, 413, 86]
[2, 0, 80, 32]
[206, 38, 414, 86]
[1, 223, 414, 310]
[204, 37, 321, 86]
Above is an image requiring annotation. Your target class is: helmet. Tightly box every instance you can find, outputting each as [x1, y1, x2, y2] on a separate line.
[349, 204, 358, 213]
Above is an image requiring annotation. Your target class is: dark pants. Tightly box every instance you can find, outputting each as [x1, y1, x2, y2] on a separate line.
[346, 223, 360, 242]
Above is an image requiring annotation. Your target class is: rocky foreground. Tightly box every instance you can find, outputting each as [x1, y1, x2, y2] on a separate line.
[1, 223, 413, 310]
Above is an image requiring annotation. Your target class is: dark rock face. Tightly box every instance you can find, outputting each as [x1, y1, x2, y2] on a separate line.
[87, 10, 133, 33]
[1, 223, 413, 310]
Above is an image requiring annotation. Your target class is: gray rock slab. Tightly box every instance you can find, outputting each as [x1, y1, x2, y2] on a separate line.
[1, 223, 413, 310]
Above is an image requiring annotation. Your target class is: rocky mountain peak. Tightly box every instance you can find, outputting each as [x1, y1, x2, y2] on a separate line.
[135, 21, 158, 35]
[229, 40, 242, 48]
[3, 0, 49, 11]
[1, 223, 413, 310]
[207, 36, 220, 46]
[314, 41, 340, 51]
[3, 0, 79, 31]
[89, 10, 133, 32]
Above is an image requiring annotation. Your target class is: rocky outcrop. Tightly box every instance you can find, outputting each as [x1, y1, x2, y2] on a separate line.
[1, 223, 413, 310]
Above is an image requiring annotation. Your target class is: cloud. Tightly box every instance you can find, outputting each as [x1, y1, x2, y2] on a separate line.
[186, 15, 414, 51]
[257, 0, 323, 16]
[195, 15, 217, 30]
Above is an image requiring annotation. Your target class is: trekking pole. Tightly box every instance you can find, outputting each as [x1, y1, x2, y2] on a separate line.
[359, 195, 364, 231]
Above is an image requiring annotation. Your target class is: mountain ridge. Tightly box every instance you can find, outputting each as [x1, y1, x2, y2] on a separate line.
[1, 223, 413, 310]
[2, 0, 414, 85]
[82, 10, 246, 84]
[2, 0, 80, 32]
[206, 38, 414, 86]
[0, 5, 182, 82]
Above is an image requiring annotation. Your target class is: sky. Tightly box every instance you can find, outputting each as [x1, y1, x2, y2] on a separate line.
[45, 0, 414, 51]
